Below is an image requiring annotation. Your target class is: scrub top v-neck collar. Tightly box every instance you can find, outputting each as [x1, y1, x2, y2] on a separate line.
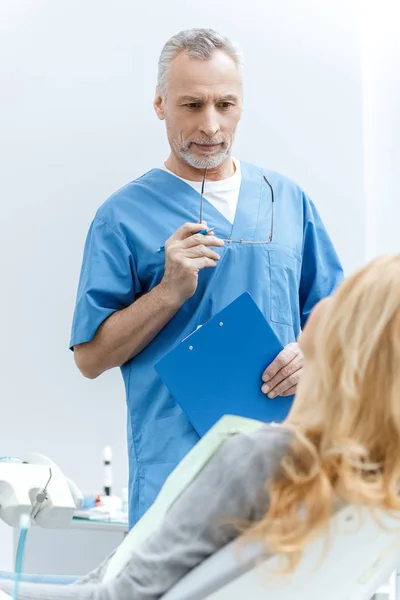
[151, 161, 265, 243]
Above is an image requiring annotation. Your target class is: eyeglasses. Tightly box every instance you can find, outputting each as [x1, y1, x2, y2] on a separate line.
[199, 167, 274, 245]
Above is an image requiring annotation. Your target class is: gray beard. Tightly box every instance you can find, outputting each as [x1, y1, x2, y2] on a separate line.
[178, 146, 231, 170]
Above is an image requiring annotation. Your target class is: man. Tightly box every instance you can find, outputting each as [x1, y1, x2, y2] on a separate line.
[70, 28, 343, 527]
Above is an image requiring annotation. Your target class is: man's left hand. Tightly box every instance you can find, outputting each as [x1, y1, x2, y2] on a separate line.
[261, 342, 303, 398]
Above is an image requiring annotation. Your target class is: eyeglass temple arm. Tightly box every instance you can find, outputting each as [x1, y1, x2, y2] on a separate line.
[199, 167, 208, 224]
[263, 175, 274, 242]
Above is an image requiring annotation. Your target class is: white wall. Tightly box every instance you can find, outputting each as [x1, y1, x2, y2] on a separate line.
[361, 0, 400, 260]
[0, 0, 368, 567]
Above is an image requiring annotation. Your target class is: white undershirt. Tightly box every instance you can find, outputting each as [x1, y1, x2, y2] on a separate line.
[162, 158, 241, 224]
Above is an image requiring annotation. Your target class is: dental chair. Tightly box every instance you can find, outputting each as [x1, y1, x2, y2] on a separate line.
[163, 504, 400, 600]
[2, 416, 400, 599]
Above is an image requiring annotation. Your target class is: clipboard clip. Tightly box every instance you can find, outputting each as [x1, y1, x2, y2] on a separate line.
[181, 324, 203, 343]
[182, 320, 225, 347]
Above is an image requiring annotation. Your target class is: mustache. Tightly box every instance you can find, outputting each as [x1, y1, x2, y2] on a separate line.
[188, 138, 226, 147]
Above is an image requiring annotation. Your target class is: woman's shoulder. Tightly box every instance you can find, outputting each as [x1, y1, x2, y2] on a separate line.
[214, 424, 293, 482]
[222, 423, 293, 456]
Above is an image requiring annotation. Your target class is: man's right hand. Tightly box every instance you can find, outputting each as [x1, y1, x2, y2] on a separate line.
[160, 222, 225, 304]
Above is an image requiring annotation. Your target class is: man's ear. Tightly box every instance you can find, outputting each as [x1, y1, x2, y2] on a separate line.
[154, 86, 165, 121]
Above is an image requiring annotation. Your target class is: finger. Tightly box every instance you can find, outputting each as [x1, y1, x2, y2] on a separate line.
[262, 342, 301, 382]
[264, 369, 302, 399]
[189, 257, 218, 270]
[261, 353, 303, 394]
[185, 246, 221, 261]
[280, 385, 297, 397]
[181, 233, 224, 249]
[169, 221, 209, 243]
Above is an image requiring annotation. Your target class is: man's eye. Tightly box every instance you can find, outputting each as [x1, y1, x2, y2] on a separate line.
[186, 103, 201, 109]
[219, 102, 234, 109]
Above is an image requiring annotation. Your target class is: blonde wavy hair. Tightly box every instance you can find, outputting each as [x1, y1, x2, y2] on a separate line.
[244, 254, 400, 570]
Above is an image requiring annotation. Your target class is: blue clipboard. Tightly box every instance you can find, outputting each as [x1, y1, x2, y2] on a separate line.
[155, 292, 294, 437]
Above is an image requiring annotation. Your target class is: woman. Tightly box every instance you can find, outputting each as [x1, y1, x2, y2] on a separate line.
[2, 254, 400, 600]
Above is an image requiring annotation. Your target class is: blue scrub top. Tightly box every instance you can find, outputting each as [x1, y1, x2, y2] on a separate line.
[70, 161, 343, 527]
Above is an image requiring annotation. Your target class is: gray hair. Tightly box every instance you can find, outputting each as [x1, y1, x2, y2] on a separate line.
[157, 28, 244, 97]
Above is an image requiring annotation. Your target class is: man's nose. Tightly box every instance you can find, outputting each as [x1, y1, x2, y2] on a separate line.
[198, 108, 220, 138]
